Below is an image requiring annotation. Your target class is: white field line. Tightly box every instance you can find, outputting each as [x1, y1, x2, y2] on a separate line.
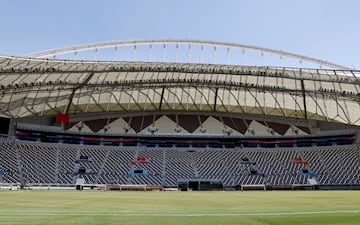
[0, 210, 359, 217]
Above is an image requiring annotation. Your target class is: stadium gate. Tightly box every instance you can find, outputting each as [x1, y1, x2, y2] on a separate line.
[177, 179, 223, 191]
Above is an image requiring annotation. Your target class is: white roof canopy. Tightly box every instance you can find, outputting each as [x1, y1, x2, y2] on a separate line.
[0, 55, 359, 126]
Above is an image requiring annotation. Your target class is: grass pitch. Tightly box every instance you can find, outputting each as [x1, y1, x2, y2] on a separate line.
[0, 190, 359, 225]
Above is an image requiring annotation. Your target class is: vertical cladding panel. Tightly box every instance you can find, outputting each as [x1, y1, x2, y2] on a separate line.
[129, 116, 142, 133]
[199, 115, 208, 124]
[106, 117, 133, 134]
[128, 116, 154, 133]
[154, 115, 177, 133]
[178, 115, 200, 133]
[64, 121, 78, 131]
[267, 122, 290, 135]
[141, 115, 155, 132]
[122, 116, 130, 123]
[199, 116, 225, 134]
[295, 125, 310, 134]
[167, 114, 177, 124]
[84, 119, 108, 133]
[221, 117, 233, 131]
[231, 118, 248, 134]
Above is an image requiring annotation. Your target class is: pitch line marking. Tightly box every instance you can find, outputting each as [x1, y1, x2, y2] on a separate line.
[0, 210, 359, 217]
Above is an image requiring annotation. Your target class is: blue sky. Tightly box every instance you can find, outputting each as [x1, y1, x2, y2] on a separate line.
[1, 0, 360, 68]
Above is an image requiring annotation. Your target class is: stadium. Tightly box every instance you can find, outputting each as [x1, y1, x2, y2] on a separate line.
[0, 39, 359, 192]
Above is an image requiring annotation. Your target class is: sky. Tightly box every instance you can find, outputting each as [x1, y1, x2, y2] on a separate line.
[1, 0, 360, 68]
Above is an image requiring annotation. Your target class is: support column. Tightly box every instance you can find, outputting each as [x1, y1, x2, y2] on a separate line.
[8, 117, 17, 140]
[159, 87, 165, 110]
[213, 88, 219, 112]
[300, 69, 308, 120]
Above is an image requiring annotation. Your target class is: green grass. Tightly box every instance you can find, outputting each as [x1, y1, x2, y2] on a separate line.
[0, 190, 359, 225]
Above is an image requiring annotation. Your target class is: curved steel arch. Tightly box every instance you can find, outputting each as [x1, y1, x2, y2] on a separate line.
[27, 39, 351, 70]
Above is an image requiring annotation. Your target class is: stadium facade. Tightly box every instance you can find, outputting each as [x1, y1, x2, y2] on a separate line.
[0, 40, 359, 190]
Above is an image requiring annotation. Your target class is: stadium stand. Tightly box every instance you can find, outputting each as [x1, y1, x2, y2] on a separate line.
[1, 140, 358, 189]
[0, 39, 359, 190]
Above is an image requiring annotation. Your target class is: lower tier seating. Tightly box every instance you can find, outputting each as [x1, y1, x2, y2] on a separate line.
[0, 142, 359, 187]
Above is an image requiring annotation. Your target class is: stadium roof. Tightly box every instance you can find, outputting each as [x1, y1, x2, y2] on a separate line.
[0, 40, 359, 126]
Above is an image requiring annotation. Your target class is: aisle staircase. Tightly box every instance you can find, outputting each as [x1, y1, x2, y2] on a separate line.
[95, 149, 111, 184]
[54, 148, 60, 183]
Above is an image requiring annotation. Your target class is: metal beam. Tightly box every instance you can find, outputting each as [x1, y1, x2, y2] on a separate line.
[301, 78, 308, 120]
[64, 72, 95, 114]
[213, 88, 218, 112]
[159, 87, 165, 110]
